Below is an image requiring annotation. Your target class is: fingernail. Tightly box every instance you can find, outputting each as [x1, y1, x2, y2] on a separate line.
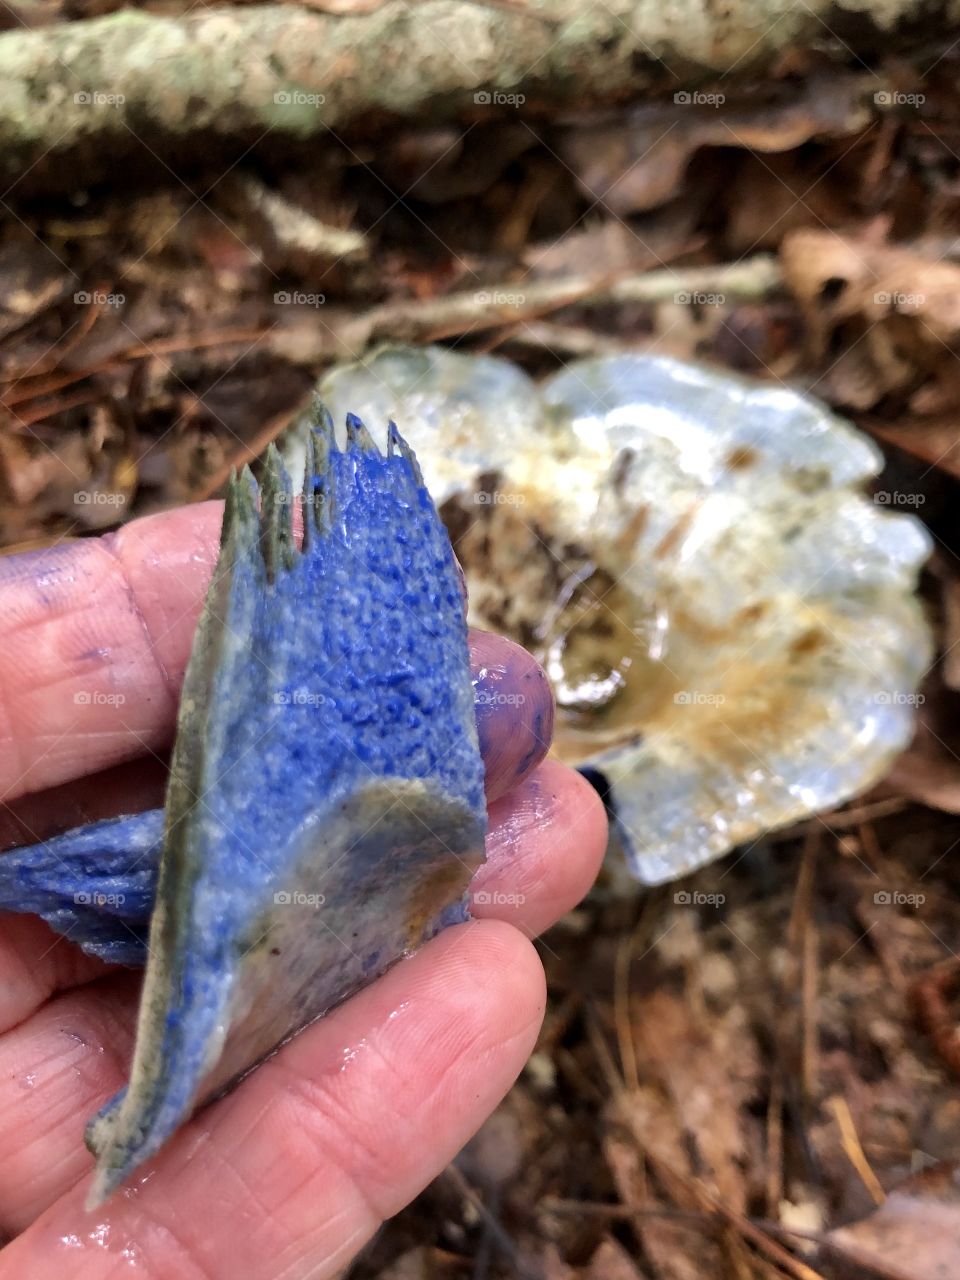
[471, 633, 554, 801]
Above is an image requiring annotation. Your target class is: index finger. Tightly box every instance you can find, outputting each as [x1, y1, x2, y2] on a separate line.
[0, 504, 552, 805]
[0, 504, 221, 801]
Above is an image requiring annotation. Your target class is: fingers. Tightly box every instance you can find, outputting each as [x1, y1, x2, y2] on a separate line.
[470, 631, 553, 802]
[0, 504, 553, 806]
[0, 638, 551, 842]
[0, 636, 551, 844]
[0, 922, 544, 1280]
[0, 760, 604, 1232]
[471, 759, 608, 935]
[0, 915, 110, 1036]
[0, 968, 140, 1231]
[0, 503, 223, 802]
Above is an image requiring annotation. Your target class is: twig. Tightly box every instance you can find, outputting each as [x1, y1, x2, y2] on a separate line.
[191, 403, 307, 500]
[563, 1160, 830, 1280]
[0, 0, 899, 183]
[481, 320, 634, 357]
[3, 259, 781, 440]
[3, 286, 110, 384]
[183, 256, 781, 493]
[342, 256, 783, 349]
[613, 923, 640, 1095]
[6, 388, 105, 428]
[541, 1196, 717, 1224]
[445, 1163, 539, 1280]
[692, 1187, 828, 1280]
[787, 833, 820, 1101]
[765, 1069, 785, 1218]
[1, 327, 272, 407]
[828, 1096, 886, 1207]
[242, 177, 367, 261]
[770, 797, 911, 842]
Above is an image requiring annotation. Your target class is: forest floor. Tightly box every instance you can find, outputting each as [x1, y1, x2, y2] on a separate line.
[2, 48, 960, 1279]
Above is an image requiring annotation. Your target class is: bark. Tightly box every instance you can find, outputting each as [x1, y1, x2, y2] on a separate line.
[0, 0, 951, 183]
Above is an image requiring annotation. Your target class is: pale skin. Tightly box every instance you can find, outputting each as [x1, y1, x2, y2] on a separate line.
[0, 502, 608, 1278]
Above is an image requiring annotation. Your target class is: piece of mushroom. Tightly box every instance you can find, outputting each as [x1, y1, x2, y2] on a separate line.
[317, 346, 932, 885]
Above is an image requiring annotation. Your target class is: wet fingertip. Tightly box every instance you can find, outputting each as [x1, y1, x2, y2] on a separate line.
[470, 634, 554, 801]
[485, 760, 605, 854]
[472, 761, 608, 934]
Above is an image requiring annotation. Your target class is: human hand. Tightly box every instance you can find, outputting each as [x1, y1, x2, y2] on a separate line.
[0, 502, 607, 1278]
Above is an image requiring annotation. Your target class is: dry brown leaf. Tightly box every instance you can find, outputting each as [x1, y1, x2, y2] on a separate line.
[0, 413, 129, 540]
[584, 1238, 651, 1279]
[724, 151, 855, 255]
[605, 1083, 731, 1278]
[540, 1245, 578, 1280]
[887, 744, 960, 814]
[826, 1164, 960, 1280]
[632, 988, 760, 1212]
[0, 238, 74, 341]
[373, 1249, 433, 1280]
[782, 226, 960, 412]
[783, 227, 960, 343]
[865, 417, 960, 483]
[374, 1247, 463, 1280]
[885, 662, 960, 813]
[523, 217, 690, 280]
[559, 75, 872, 214]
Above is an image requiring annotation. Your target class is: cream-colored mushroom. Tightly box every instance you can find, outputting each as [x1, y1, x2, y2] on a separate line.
[315, 346, 932, 885]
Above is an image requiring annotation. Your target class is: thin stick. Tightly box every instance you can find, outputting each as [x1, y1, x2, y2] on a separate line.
[2, 328, 272, 406]
[828, 1096, 886, 1207]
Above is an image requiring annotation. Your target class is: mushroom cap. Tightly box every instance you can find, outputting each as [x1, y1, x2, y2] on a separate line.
[319, 346, 932, 884]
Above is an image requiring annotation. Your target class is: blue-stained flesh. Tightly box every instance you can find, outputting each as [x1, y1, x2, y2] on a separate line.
[0, 809, 161, 965]
[0, 414, 487, 1206]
